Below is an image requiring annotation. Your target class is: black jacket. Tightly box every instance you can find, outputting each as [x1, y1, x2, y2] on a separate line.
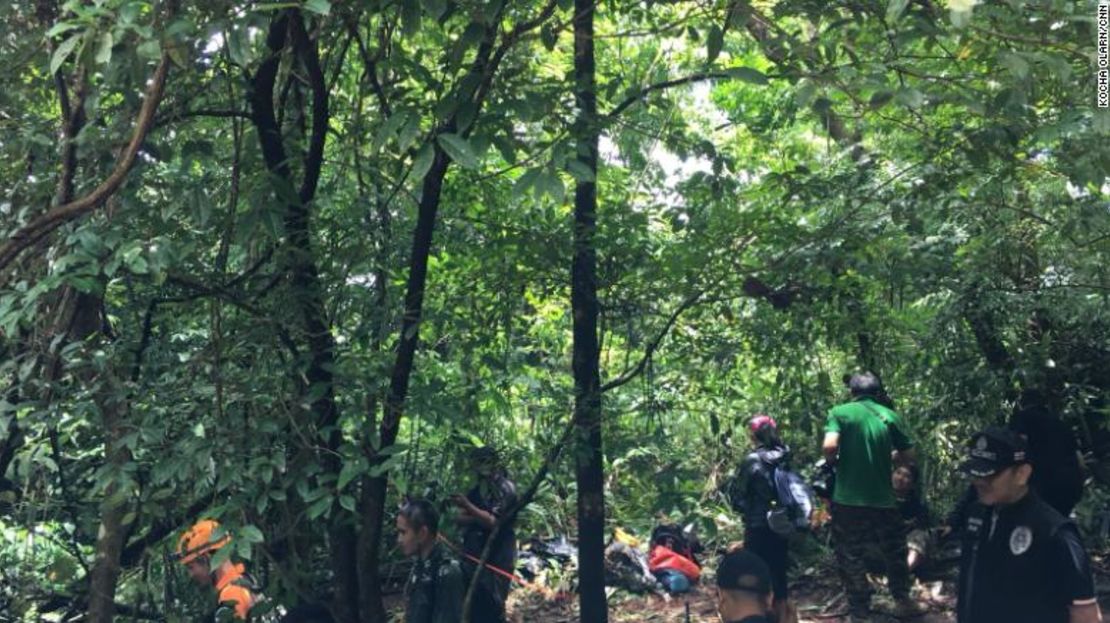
[732, 445, 790, 529]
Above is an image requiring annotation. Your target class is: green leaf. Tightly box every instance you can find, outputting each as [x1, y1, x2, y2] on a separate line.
[339, 495, 356, 512]
[566, 159, 596, 183]
[95, 31, 113, 65]
[338, 460, 362, 491]
[437, 133, 480, 169]
[706, 25, 723, 64]
[538, 169, 565, 204]
[307, 495, 332, 520]
[1093, 109, 1110, 135]
[895, 87, 925, 109]
[949, 7, 973, 28]
[999, 52, 1029, 80]
[886, 0, 909, 21]
[167, 41, 190, 69]
[540, 24, 558, 51]
[411, 143, 435, 180]
[239, 525, 264, 544]
[304, 0, 331, 14]
[51, 34, 82, 75]
[137, 39, 161, 61]
[795, 79, 817, 107]
[46, 22, 82, 38]
[228, 28, 249, 65]
[513, 168, 540, 200]
[869, 91, 894, 110]
[726, 66, 768, 85]
[421, 0, 446, 19]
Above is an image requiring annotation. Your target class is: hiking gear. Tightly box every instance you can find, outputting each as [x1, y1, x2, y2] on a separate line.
[437, 534, 555, 599]
[212, 562, 259, 621]
[176, 519, 230, 565]
[729, 446, 789, 528]
[649, 524, 700, 563]
[766, 465, 816, 537]
[748, 414, 777, 434]
[654, 568, 693, 593]
[649, 545, 701, 582]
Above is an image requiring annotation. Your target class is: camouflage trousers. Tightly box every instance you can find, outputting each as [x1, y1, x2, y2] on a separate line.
[831, 504, 911, 616]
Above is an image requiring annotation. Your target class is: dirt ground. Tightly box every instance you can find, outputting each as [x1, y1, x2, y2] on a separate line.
[504, 553, 1110, 622]
[507, 569, 959, 623]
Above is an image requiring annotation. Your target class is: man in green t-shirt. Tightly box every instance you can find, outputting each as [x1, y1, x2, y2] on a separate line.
[823, 372, 924, 622]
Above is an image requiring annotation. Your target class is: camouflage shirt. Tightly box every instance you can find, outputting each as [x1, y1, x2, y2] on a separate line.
[405, 542, 464, 623]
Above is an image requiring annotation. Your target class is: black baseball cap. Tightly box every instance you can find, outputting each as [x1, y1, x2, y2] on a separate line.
[959, 426, 1028, 478]
[717, 548, 773, 596]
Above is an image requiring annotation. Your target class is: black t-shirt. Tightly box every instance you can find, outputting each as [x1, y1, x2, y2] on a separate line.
[958, 491, 1095, 623]
[462, 473, 518, 573]
[896, 493, 930, 531]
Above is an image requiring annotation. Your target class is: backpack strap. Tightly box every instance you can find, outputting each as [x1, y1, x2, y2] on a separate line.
[858, 399, 893, 426]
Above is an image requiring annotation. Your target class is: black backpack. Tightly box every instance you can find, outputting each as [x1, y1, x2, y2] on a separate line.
[766, 465, 817, 537]
[650, 524, 700, 562]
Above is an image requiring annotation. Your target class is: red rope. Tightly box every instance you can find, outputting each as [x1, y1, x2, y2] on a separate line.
[436, 534, 559, 598]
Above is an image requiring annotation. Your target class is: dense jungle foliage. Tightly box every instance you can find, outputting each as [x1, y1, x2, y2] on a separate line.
[0, 0, 1108, 620]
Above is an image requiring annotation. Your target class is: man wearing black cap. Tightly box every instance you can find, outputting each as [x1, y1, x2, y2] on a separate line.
[957, 426, 1102, 623]
[716, 548, 775, 623]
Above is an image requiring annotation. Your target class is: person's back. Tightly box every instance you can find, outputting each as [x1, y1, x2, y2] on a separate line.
[826, 398, 909, 508]
[823, 373, 922, 622]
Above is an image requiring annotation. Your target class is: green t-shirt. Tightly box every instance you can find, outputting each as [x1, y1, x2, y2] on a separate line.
[825, 398, 912, 508]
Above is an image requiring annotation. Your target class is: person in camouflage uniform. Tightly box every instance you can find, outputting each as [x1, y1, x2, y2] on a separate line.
[398, 498, 465, 623]
[823, 373, 925, 622]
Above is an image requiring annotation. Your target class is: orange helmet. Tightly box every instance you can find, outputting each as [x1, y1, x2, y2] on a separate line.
[176, 519, 230, 565]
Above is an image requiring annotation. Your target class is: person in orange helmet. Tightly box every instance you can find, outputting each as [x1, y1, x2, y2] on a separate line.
[176, 519, 260, 621]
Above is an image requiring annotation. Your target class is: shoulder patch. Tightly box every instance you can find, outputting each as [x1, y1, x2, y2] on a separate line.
[1010, 525, 1033, 555]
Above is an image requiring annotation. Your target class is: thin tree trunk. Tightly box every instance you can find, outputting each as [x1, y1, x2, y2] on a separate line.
[250, 11, 358, 621]
[571, 0, 607, 620]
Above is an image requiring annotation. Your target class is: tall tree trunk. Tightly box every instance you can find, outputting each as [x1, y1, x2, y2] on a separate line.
[250, 12, 358, 621]
[87, 363, 132, 623]
[358, 14, 502, 620]
[571, 0, 607, 621]
[360, 143, 452, 623]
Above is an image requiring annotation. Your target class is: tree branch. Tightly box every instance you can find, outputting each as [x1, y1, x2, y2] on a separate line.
[601, 289, 704, 392]
[0, 54, 172, 276]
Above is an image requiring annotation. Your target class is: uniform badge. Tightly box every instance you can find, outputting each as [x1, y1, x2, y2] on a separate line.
[1010, 526, 1033, 555]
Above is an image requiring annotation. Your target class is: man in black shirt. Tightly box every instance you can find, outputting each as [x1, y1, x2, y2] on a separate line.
[716, 548, 775, 623]
[452, 446, 518, 623]
[397, 499, 464, 623]
[957, 426, 1102, 623]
